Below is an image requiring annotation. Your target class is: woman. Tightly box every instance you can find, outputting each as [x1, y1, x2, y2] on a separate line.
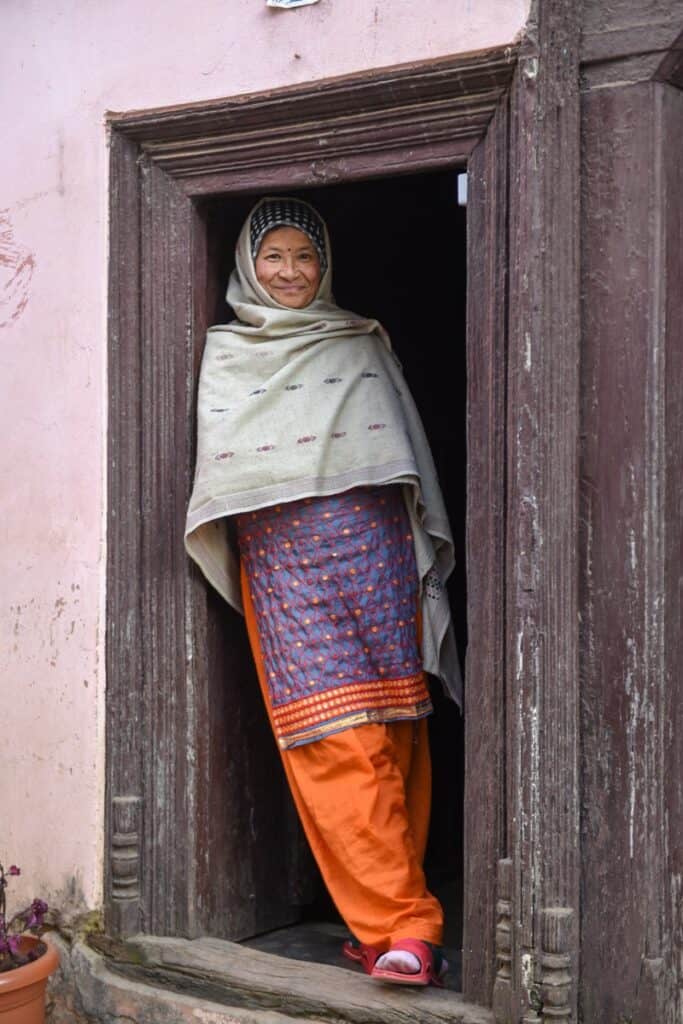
[185, 196, 462, 986]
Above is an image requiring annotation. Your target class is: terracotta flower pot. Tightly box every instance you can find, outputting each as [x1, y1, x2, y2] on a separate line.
[0, 937, 59, 1024]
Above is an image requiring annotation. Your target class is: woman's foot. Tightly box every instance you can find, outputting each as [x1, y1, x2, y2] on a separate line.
[375, 949, 422, 974]
[370, 939, 448, 986]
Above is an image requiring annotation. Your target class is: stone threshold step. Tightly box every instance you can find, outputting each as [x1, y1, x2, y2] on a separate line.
[50, 937, 310, 1024]
[88, 933, 493, 1024]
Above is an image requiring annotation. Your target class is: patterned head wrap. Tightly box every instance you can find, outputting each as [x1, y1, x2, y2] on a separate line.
[250, 197, 328, 273]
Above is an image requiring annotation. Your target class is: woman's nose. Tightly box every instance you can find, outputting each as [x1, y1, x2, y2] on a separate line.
[278, 258, 299, 279]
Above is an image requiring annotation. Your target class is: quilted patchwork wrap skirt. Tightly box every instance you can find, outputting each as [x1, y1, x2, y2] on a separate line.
[235, 484, 433, 750]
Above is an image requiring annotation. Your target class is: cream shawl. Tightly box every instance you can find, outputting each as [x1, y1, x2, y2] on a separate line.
[185, 198, 462, 706]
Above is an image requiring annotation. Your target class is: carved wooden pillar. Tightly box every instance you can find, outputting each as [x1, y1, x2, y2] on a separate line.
[539, 908, 573, 1021]
[110, 796, 142, 936]
[506, 0, 581, 1019]
[493, 859, 513, 1023]
[105, 129, 145, 941]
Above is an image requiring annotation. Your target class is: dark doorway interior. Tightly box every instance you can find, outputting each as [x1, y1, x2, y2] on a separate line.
[200, 169, 467, 986]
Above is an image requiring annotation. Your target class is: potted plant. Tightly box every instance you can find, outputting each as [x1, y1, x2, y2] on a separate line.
[0, 862, 58, 1023]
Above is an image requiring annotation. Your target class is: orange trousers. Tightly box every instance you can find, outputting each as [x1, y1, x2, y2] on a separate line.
[241, 565, 443, 951]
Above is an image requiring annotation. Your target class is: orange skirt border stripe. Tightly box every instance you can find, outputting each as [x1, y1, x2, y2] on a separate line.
[272, 673, 429, 723]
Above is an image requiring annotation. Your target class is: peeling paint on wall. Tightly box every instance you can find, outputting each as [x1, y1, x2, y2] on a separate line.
[0, 209, 35, 330]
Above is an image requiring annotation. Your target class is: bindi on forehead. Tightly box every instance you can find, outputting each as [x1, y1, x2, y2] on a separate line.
[262, 243, 315, 253]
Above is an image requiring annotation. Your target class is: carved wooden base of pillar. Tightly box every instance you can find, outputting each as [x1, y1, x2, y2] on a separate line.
[540, 907, 574, 1021]
[492, 858, 513, 1024]
[110, 795, 142, 937]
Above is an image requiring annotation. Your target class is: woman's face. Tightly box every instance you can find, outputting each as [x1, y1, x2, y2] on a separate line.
[254, 226, 322, 308]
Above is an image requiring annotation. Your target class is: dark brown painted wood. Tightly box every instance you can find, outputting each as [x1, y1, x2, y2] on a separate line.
[506, 2, 581, 1019]
[108, 50, 516, 197]
[111, 48, 515, 145]
[138, 160, 196, 935]
[654, 28, 683, 88]
[580, 79, 683, 1024]
[179, 144, 474, 200]
[582, 0, 683, 55]
[580, 0, 683, 89]
[661, 83, 683, 1024]
[105, 131, 144, 938]
[582, 4, 683, 61]
[462, 97, 509, 1008]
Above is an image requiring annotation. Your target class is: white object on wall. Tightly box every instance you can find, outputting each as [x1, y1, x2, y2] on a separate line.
[267, 0, 320, 7]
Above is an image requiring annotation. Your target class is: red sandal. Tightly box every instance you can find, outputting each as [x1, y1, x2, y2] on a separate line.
[369, 938, 447, 987]
[342, 938, 381, 975]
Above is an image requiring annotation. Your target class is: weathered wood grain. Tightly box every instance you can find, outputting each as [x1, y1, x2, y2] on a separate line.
[139, 160, 196, 935]
[106, 130, 144, 938]
[117, 936, 495, 1024]
[661, 82, 683, 1024]
[181, 143, 477, 199]
[463, 97, 509, 1008]
[654, 29, 683, 88]
[582, 0, 683, 58]
[580, 0, 683, 88]
[491, 859, 513, 1022]
[107, 50, 517, 196]
[506, 2, 581, 1019]
[580, 79, 683, 1024]
[111, 49, 516, 143]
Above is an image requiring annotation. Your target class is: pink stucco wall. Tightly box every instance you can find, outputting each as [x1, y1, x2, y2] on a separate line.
[0, 0, 528, 916]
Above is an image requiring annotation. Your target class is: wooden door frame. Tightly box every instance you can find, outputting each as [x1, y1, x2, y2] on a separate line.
[497, 6, 583, 1023]
[105, 47, 516, 1006]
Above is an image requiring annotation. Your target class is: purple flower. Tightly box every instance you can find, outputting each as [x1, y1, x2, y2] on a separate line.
[24, 899, 48, 930]
[0, 863, 49, 968]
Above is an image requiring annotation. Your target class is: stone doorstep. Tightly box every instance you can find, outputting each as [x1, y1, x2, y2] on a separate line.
[47, 936, 320, 1024]
[50, 933, 494, 1024]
